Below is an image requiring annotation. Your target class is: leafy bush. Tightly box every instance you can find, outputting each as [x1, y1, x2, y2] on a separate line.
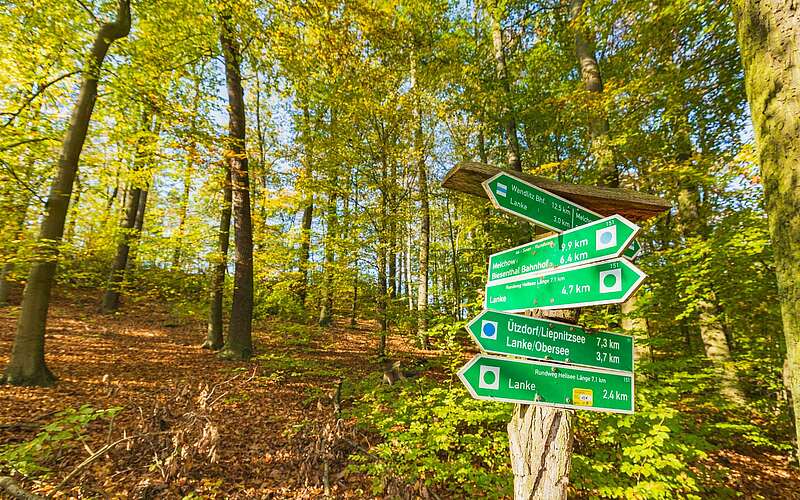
[0, 405, 121, 477]
[346, 375, 512, 498]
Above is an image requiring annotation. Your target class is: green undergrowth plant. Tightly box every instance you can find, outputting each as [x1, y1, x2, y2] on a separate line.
[572, 386, 724, 499]
[0, 405, 122, 477]
[345, 374, 513, 498]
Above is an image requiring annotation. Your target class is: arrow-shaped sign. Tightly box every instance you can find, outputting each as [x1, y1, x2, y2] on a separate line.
[457, 354, 634, 414]
[485, 258, 646, 313]
[482, 171, 641, 260]
[487, 215, 639, 283]
[466, 310, 634, 372]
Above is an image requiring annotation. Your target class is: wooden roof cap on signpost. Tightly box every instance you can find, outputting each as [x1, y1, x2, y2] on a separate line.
[442, 161, 671, 222]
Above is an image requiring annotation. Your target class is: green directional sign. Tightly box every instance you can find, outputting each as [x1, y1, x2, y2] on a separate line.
[466, 310, 634, 372]
[487, 215, 639, 283]
[482, 171, 641, 260]
[458, 354, 634, 413]
[485, 258, 646, 313]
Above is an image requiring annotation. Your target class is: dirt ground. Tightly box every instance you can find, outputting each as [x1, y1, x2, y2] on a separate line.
[1, 286, 800, 499]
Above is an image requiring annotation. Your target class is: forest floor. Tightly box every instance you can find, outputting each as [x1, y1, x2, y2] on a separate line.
[0, 286, 799, 499]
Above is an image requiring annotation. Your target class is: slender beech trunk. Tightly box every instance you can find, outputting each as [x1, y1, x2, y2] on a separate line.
[102, 112, 151, 313]
[65, 174, 82, 243]
[570, 0, 618, 187]
[675, 126, 745, 404]
[101, 180, 141, 313]
[297, 107, 314, 307]
[377, 154, 389, 357]
[318, 182, 337, 327]
[219, 12, 253, 360]
[411, 54, 430, 348]
[204, 165, 232, 350]
[388, 163, 397, 300]
[0, 207, 28, 307]
[490, 2, 522, 171]
[129, 180, 149, 268]
[733, 0, 800, 457]
[173, 83, 200, 269]
[405, 225, 414, 312]
[445, 195, 461, 320]
[621, 296, 650, 379]
[2, 0, 130, 386]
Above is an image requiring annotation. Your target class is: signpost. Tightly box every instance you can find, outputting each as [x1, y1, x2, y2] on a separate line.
[458, 354, 634, 414]
[466, 310, 634, 372]
[443, 161, 671, 498]
[483, 172, 641, 259]
[487, 215, 639, 282]
[485, 257, 646, 312]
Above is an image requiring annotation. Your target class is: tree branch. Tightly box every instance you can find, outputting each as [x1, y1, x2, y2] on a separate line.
[1, 71, 80, 128]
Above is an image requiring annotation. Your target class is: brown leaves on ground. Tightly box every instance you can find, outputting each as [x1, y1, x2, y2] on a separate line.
[0, 287, 428, 498]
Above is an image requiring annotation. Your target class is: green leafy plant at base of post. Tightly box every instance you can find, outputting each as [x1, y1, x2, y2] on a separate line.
[571, 386, 727, 499]
[345, 375, 512, 498]
[0, 405, 122, 477]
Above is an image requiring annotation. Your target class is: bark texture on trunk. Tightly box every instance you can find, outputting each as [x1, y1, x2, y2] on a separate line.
[219, 12, 253, 360]
[297, 107, 314, 307]
[101, 181, 141, 313]
[490, 3, 522, 172]
[2, 0, 131, 386]
[570, 0, 618, 187]
[509, 306, 574, 499]
[318, 187, 336, 327]
[205, 165, 232, 350]
[621, 295, 650, 380]
[0, 208, 28, 307]
[411, 55, 430, 347]
[733, 1, 800, 456]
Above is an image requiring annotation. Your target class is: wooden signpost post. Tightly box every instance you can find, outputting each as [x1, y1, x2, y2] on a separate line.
[442, 161, 670, 500]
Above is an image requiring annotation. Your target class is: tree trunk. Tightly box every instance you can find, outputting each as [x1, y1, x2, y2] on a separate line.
[173, 98, 198, 269]
[101, 110, 152, 313]
[570, 0, 618, 187]
[508, 294, 575, 499]
[445, 195, 461, 320]
[621, 295, 650, 379]
[2, 0, 130, 387]
[733, 0, 800, 458]
[297, 107, 314, 307]
[101, 181, 141, 313]
[204, 165, 232, 350]
[219, 12, 253, 360]
[411, 55, 430, 349]
[0, 208, 28, 307]
[65, 173, 82, 243]
[490, 2, 522, 171]
[318, 185, 336, 327]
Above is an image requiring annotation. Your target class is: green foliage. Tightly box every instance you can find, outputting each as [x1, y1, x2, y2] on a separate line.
[0, 405, 121, 477]
[573, 388, 717, 499]
[346, 375, 512, 498]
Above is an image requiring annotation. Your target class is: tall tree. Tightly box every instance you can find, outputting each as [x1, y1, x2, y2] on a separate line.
[219, 10, 253, 360]
[732, 0, 800, 456]
[101, 111, 151, 313]
[412, 53, 430, 348]
[204, 164, 232, 350]
[570, 0, 617, 187]
[2, 0, 131, 386]
[489, 1, 522, 171]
